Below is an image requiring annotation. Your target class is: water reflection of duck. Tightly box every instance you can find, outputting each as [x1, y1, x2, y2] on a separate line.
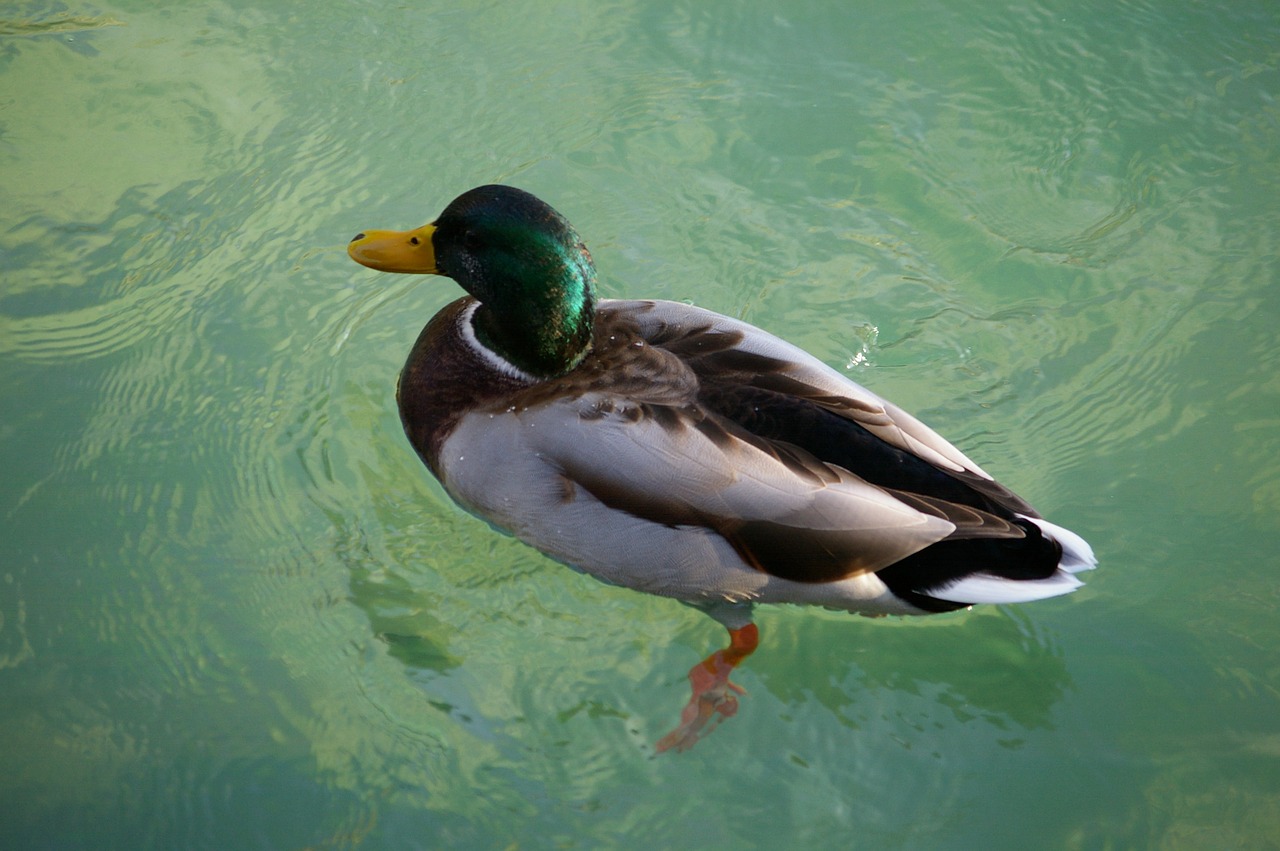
[348, 185, 1096, 752]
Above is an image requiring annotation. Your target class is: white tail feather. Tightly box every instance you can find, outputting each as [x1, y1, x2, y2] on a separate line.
[930, 570, 1083, 605]
[930, 516, 1095, 606]
[1021, 515, 1097, 573]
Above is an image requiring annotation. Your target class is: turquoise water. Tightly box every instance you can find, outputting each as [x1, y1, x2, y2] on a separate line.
[2, 0, 1278, 847]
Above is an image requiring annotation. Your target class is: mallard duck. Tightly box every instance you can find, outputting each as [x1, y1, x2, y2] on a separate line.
[348, 185, 1095, 752]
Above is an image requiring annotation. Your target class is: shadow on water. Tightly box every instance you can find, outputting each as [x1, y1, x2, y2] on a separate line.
[756, 606, 1072, 736]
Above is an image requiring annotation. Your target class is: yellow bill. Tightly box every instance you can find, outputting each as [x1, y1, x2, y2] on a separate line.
[348, 223, 438, 274]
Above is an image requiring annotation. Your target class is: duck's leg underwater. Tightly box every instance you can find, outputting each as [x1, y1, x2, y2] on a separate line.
[656, 621, 760, 753]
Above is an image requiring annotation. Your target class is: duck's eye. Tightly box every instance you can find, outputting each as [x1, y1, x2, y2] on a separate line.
[409, 236, 420, 245]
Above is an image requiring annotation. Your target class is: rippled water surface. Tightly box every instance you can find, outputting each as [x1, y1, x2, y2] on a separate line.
[3, 1, 1278, 848]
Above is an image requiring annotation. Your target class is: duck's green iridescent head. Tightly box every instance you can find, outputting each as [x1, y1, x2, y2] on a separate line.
[349, 185, 597, 378]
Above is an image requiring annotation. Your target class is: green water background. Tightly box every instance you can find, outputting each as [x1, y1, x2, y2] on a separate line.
[2, 0, 1278, 848]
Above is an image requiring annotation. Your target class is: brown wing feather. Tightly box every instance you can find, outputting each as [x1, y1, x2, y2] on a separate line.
[626, 304, 1041, 519]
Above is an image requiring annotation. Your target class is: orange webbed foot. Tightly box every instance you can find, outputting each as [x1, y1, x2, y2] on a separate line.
[656, 622, 759, 753]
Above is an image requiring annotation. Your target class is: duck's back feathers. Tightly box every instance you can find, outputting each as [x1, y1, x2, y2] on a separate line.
[622, 301, 991, 474]
[401, 297, 1092, 616]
